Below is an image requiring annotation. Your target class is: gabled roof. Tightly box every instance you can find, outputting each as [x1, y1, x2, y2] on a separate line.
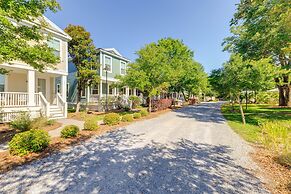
[42, 16, 71, 40]
[103, 48, 122, 56]
[98, 48, 131, 62]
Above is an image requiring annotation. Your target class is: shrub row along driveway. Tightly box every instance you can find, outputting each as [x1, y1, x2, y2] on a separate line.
[0, 102, 268, 193]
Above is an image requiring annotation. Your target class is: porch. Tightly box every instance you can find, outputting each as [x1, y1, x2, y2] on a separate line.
[0, 67, 67, 122]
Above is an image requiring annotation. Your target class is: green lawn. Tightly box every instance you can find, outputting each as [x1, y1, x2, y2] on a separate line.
[221, 104, 291, 143]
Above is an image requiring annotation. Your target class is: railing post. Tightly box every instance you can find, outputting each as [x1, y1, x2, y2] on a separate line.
[27, 70, 35, 106]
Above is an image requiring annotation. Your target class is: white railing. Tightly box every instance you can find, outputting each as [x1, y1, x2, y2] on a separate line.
[38, 92, 50, 117]
[56, 93, 66, 117]
[0, 92, 29, 107]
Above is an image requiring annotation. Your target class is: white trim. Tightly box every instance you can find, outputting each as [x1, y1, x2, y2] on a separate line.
[120, 61, 126, 75]
[99, 49, 130, 62]
[103, 55, 113, 73]
[100, 76, 118, 82]
[103, 48, 122, 56]
[1, 63, 68, 76]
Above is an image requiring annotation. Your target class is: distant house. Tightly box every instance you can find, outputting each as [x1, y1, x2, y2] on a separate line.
[67, 48, 138, 109]
[0, 16, 71, 122]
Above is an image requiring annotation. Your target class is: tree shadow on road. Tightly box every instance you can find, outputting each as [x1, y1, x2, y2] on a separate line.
[0, 129, 267, 194]
[173, 103, 226, 124]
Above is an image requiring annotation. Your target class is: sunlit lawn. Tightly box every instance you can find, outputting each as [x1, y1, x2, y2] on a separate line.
[221, 104, 291, 143]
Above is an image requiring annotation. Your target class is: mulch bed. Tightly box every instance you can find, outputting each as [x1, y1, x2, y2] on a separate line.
[250, 146, 291, 194]
[0, 108, 173, 174]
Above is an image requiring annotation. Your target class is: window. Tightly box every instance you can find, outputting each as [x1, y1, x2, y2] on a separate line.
[109, 85, 114, 95]
[81, 86, 86, 97]
[120, 61, 126, 75]
[104, 55, 112, 73]
[67, 83, 69, 97]
[91, 85, 99, 95]
[0, 74, 4, 92]
[48, 38, 61, 58]
[56, 84, 60, 93]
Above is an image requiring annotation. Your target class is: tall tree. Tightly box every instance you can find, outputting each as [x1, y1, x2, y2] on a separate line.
[118, 38, 194, 112]
[64, 24, 99, 113]
[223, 0, 291, 106]
[171, 61, 208, 101]
[0, 0, 61, 73]
[219, 54, 275, 124]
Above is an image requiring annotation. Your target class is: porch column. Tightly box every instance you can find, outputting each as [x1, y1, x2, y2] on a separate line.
[126, 87, 129, 97]
[61, 75, 67, 118]
[86, 86, 90, 103]
[113, 88, 117, 96]
[133, 88, 137, 96]
[27, 70, 35, 106]
[99, 80, 103, 99]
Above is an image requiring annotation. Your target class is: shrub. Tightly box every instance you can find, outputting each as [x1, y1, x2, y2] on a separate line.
[261, 121, 290, 166]
[9, 129, 50, 156]
[151, 99, 173, 111]
[84, 118, 99, 131]
[103, 113, 120, 126]
[140, 109, 149, 117]
[10, 112, 32, 132]
[61, 125, 79, 138]
[133, 113, 141, 119]
[129, 96, 141, 109]
[122, 114, 134, 122]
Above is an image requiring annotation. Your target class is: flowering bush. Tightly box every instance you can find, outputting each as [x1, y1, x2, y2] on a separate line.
[152, 99, 173, 111]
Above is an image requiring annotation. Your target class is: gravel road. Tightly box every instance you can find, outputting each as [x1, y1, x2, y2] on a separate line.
[0, 102, 268, 193]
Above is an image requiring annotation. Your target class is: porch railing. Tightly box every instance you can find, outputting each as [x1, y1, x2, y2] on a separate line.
[0, 92, 29, 107]
[56, 93, 66, 117]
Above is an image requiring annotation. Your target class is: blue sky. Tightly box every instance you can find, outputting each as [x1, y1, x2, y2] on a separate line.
[46, 0, 239, 73]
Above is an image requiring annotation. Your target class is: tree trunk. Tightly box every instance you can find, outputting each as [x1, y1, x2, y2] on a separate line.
[287, 84, 291, 107]
[148, 96, 152, 113]
[75, 89, 82, 113]
[254, 91, 257, 104]
[278, 85, 287, 106]
[245, 89, 248, 110]
[239, 99, 246, 125]
[182, 91, 187, 102]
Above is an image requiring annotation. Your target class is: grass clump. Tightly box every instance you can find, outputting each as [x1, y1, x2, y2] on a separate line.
[103, 113, 120, 126]
[9, 129, 50, 156]
[122, 114, 134, 122]
[61, 125, 79, 138]
[10, 112, 32, 132]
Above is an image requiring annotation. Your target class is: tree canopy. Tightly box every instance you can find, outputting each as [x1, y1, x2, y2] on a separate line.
[0, 0, 61, 73]
[118, 38, 208, 111]
[223, 0, 291, 106]
[64, 24, 100, 112]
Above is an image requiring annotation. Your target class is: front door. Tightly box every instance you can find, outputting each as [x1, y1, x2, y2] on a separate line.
[37, 78, 46, 98]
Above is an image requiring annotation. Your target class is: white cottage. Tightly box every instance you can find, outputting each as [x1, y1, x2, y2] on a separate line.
[0, 16, 71, 122]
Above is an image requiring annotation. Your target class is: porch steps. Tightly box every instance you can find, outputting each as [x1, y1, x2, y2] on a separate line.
[50, 105, 65, 120]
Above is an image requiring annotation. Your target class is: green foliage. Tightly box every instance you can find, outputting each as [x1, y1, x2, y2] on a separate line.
[129, 96, 141, 109]
[133, 113, 141, 119]
[117, 38, 197, 111]
[84, 118, 99, 131]
[8, 129, 50, 156]
[140, 109, 149, 117]
[0, 0, 61, 72]
[257, 91, 279, 104]
[31, 117, 52, 129]
[64, 24, 100, 112]
[103, 113, 120, 126]
[61, 125, 79, 138]
[10, 112, 32, 131]
[223, 0, 291, 106]
[121, 114, 134, 122]
[260, 121, 290, 156]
